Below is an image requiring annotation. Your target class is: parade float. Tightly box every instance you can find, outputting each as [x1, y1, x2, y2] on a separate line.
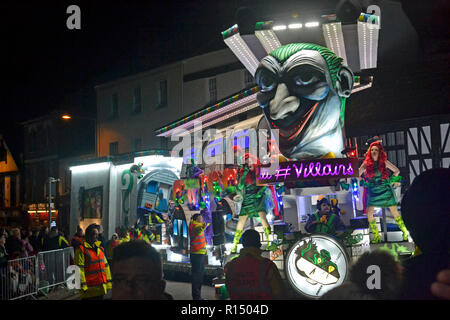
[68, 6, 416, 299]
[154, 7, 415, 299]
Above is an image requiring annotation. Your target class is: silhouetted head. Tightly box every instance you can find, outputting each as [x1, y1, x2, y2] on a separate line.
[242, 229, 261, 249]
[401, 168, 450, 254]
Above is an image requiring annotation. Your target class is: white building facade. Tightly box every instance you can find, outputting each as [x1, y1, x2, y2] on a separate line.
[95, 49, 255, 157]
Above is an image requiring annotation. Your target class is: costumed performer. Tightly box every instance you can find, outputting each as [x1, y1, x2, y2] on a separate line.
[185, 158, 203, 210]
[229, 153, 277, 253]
[359, 141, 408, 243]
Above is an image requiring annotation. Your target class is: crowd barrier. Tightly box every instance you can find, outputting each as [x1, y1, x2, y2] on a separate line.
[0, 247, 74, 300]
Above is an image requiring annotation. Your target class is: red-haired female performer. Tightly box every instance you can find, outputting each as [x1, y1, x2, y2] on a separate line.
[359, 141, 408, 243]
[230, 153, 277, 253]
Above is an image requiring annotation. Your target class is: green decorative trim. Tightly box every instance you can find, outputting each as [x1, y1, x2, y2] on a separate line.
[340, 97, 347, 126]
[121, 169, 134, 228]
[388, 175, 402, 184]
[255, 21, 273, 31]
[222, 25, 239, 39]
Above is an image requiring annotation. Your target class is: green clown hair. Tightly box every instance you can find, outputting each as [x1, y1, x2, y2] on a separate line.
[269, 43, 347, 125]
[269, 43, 343, 89]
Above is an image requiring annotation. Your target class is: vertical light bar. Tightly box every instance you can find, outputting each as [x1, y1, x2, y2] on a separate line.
[322, 22, 348, 66]
[224, 33, 260, 76]
[255, 29, 282, 54]
[254, 21, 282, 54]
[357, 19, 379, 69]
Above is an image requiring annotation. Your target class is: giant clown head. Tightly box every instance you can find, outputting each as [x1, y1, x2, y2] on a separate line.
[255, 43, 354, 160]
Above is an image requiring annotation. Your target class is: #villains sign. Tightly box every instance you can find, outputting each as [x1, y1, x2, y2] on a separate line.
[257, 158, 358, 184]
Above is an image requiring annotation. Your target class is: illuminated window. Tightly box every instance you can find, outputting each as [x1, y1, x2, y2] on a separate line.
[157, 80, 167, 108]
[109, 142, 118, 155]
[132, 87, 142, 114]
[110, 93, 119, 119]
[209, 78, 217, 103]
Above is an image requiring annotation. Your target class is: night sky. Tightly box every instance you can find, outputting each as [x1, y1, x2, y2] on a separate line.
[1, 0, 448, 160]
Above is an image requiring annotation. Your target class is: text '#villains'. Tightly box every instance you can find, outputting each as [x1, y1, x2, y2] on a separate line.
[257, 158, 359, 184]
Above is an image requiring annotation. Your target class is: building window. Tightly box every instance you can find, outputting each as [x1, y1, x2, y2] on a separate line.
[244, 70, 254, 87]
[109, 142, 119, 155]
[132, 87, 142, 114]
[133, 138, 142, 152]
[209, 78, 217, 103]
[157, 80, 168, 108]
[110, 93, 119, 119]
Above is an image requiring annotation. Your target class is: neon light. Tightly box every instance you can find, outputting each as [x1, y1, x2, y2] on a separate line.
[258, 158, 358, 184]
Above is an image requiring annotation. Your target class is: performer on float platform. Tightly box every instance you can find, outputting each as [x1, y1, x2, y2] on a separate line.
[305, 197, 346, 237]
[229, 153, 277, 253]
[359, 141, 408, 243]
[185, 158, 203, 210]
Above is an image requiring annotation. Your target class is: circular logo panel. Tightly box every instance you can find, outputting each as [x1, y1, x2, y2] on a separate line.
[285, 233, 349, 299]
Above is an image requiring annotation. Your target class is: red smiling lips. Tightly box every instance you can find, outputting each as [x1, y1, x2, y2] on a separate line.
[270, 102, 319, 141]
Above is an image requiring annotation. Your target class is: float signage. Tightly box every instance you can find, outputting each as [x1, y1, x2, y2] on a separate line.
[257, 157, 358, 184]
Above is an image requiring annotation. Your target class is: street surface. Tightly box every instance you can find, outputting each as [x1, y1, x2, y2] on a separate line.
[37, 281, 216, 300]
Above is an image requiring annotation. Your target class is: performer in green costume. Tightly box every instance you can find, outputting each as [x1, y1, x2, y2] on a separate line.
[359, 141, 408, 243]
[228, 153, 277, 253]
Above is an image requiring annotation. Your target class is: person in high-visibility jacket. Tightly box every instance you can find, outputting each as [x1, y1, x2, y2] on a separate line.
[136, 224, 155, 245]
[225, 229, 285, 300]
[305, 198, 346, 237]
[189, 214, 208, 300]
[43, 226, 69, 251]
[74, 223, 112, 300]
[149, 211, 165, 225]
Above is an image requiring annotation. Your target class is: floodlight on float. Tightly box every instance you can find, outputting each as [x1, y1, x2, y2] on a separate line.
[288, 23, 303, 29]
[272, 25, 287, 31]
[305, 22, 320, 28]
[69, 162, 111, 173]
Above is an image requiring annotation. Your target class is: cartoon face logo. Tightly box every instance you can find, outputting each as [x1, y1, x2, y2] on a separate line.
[285, 234, 349, 298]
[255, 43, 354, 160]
[295, 240, 340, 285]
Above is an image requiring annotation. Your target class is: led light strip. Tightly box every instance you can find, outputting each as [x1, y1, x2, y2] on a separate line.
[255, 29, 282, 53]
[70, 162, 111, 173]
[322, 23, 348, 66]
[187, 101, 259, 134]
[224, 32, 260, 76]
[159, 94, 258, 137]
[358, 20, 379, 69]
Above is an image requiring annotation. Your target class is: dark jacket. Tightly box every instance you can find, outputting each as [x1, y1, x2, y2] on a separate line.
[5, 236, 22, 256]
[43, 231, 69, 251]
[29, 235, 41, 252]
[400, 253, 450, 300]
[0, 246, 8, 268]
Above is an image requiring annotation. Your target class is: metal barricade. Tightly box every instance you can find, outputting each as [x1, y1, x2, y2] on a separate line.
[1, 255, 37, 300]
[37, 247, 73, 294]
[0, 247, 74, 300]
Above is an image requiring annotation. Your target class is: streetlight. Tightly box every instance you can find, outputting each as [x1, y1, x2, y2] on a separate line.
[47, 177, 60, 228]
[61, 113, 98, 157]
